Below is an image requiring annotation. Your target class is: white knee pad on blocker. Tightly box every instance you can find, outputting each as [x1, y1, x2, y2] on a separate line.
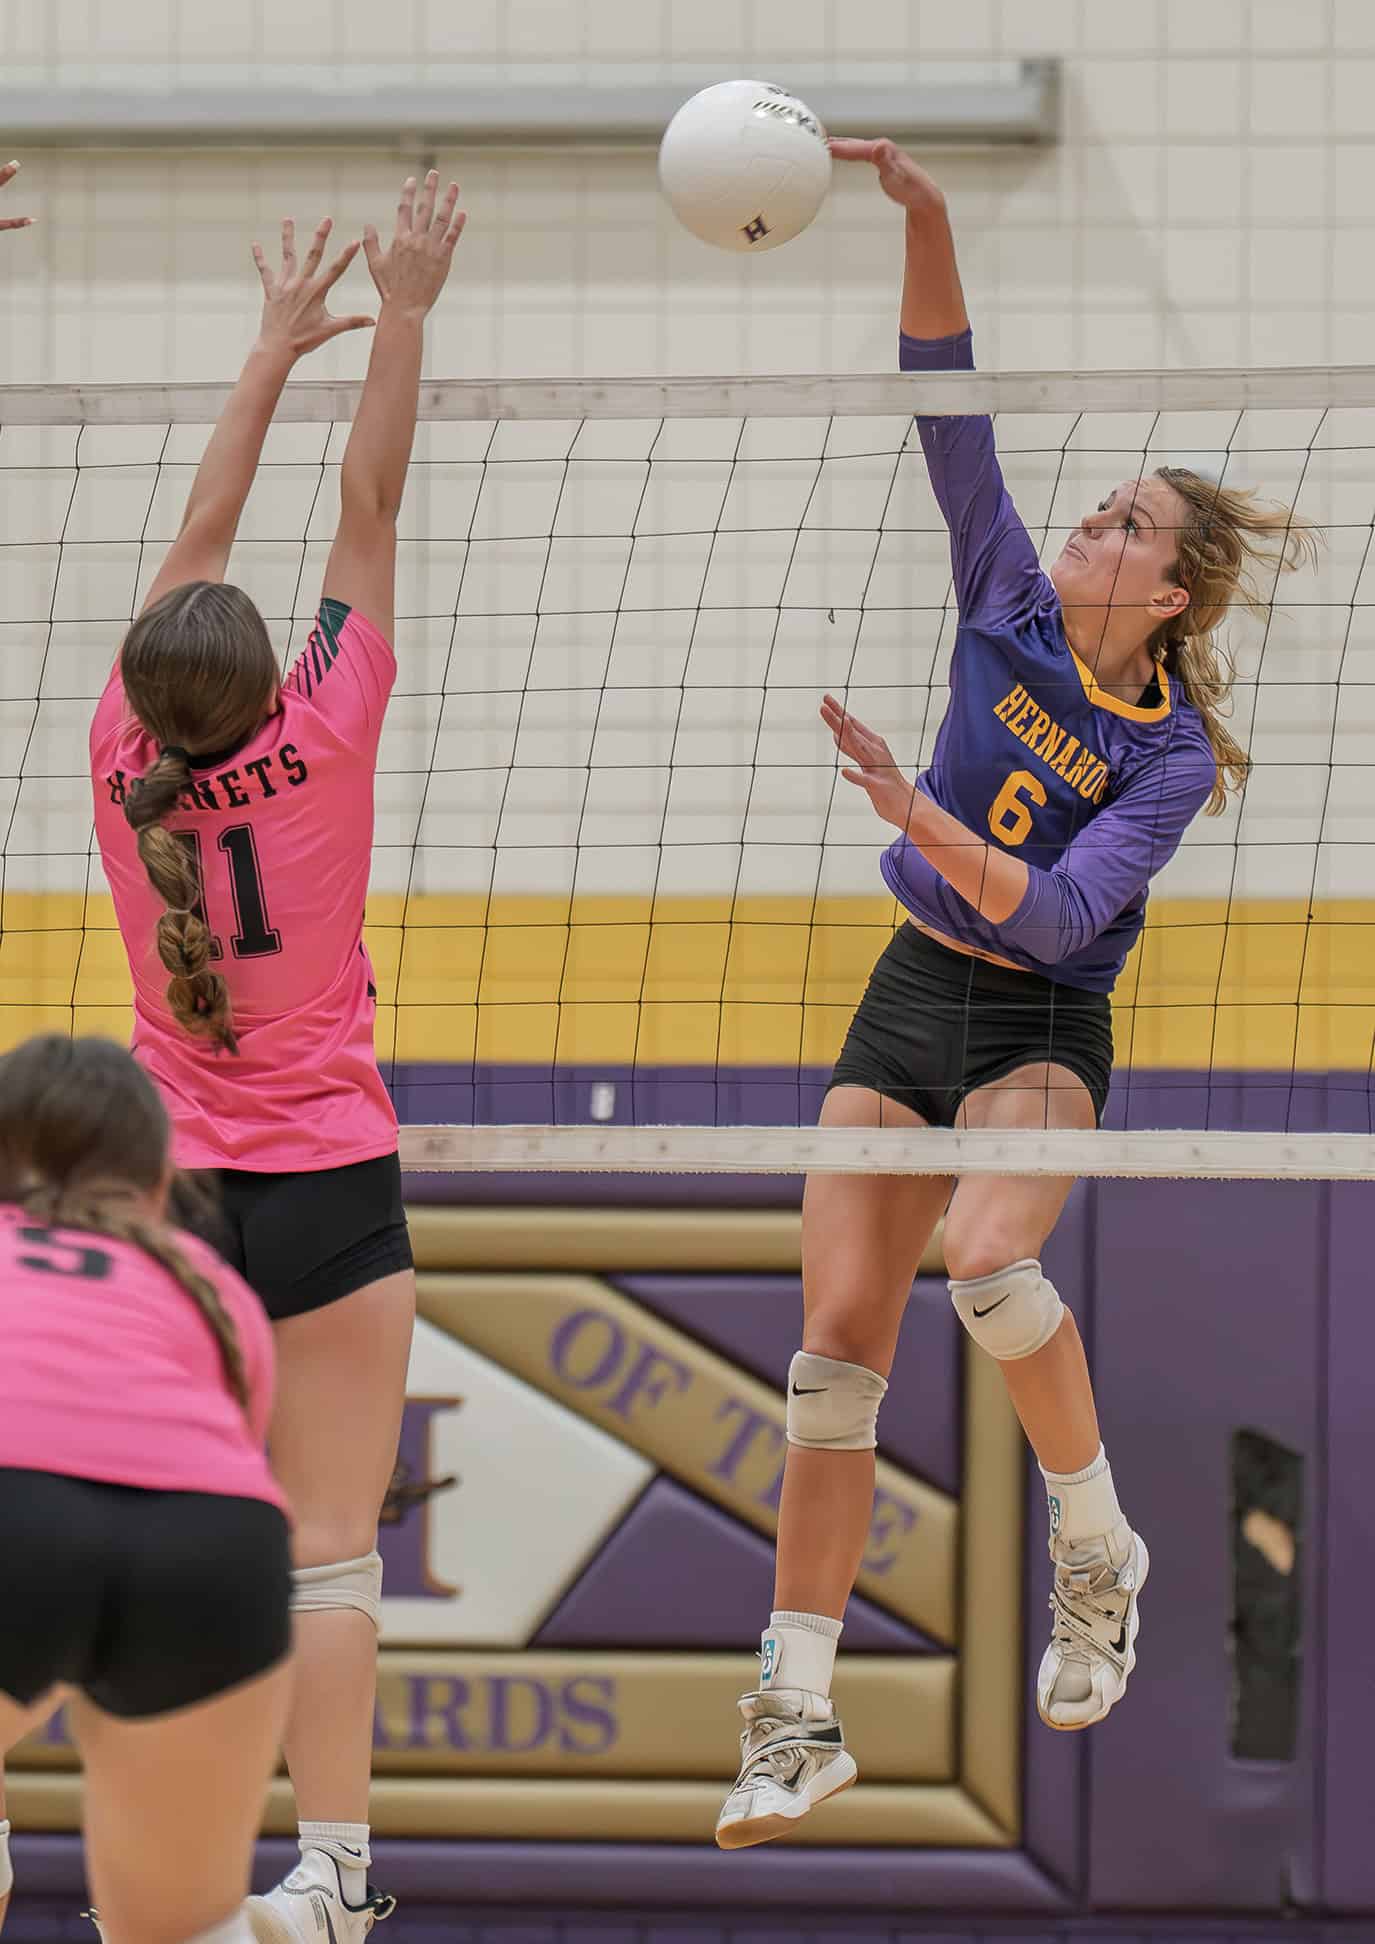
[292, 1549, 384, 1630]
[785, 1351, 888, 1450]
[949, 1258, 1064, 1360]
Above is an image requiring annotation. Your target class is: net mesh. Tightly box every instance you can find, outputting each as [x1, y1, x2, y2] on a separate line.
[3, 367, 1374, 1176]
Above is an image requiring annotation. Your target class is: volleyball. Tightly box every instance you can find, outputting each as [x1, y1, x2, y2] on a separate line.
[658, 80, 832, 253]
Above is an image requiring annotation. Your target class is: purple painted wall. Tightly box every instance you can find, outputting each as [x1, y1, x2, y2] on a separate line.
[1084, 1180, 1326, 1911]
[10, 1056, 1373, 1935]
[1320, 1188, 1375, 1913]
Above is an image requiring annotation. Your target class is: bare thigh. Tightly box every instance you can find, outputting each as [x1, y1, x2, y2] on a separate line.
[802, 1087, 954, 1377]
[270, 1269, 416, 1567]
[942, 1061, 1094, 1281]
[0, 1689, 64, 1757]
[71, 1658, 291, 1944]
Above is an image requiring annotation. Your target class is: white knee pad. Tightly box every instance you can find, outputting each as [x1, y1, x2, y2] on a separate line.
[292, 1550, 384, 1631]
[949, 1257, 1064, 1361]
[785, 1351, 888, 1451]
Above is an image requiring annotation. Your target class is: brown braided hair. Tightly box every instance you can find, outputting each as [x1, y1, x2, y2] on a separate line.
[1150, 468, 1321, 815]
[119, 581, 280, 1055]
[0, 1033, 249, 1412]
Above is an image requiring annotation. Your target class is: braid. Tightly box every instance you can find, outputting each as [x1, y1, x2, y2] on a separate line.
[123, 748, 239, 1055]
[29, 1185, 249, 1413]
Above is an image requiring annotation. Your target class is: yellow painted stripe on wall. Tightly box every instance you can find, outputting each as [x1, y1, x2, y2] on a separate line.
[4, 892, 1374, 1071]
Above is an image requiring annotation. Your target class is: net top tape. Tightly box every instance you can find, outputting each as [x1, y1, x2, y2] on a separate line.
[397, 1124, 1375, 1181]
[4, 365, 1375, 426]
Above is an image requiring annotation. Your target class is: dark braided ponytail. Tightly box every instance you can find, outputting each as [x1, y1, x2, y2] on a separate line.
[123, 747, 238, 1054]
[118, 578, 281, 1056]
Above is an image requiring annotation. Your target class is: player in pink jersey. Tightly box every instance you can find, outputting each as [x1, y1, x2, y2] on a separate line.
[0, 1035, 292, 1944]
[87, 172, 465, 1942]
[0, 152, 33, 1944]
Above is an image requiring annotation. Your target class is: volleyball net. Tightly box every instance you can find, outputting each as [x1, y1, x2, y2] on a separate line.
[3, 363, 1375, 1179]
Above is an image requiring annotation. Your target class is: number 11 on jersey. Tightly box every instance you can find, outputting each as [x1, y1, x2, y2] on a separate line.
[172, 825, 282, 959]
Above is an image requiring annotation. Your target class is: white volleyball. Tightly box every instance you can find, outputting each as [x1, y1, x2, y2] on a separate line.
[658, 80, 831, 254]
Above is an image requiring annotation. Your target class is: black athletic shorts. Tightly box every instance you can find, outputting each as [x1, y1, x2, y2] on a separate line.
[829, 922, 1114, 1127]
[193, 1152, 413, 1323]
[0, 1470, 291, 1718]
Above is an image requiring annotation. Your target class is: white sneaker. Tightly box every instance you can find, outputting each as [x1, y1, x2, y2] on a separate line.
[245, 1849, 395, 1943]
[1037, 1523, 1150, 1730]
[714, 1687, 857, 1850]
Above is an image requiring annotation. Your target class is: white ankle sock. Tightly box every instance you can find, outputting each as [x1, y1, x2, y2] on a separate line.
[759, 1609, 843, 1696]
[299, 1820, 370, 1904]
[0, 1817, 11, 1898]
[1041, 1444, 1126, 1546]
[187, 1913, 255, 1944]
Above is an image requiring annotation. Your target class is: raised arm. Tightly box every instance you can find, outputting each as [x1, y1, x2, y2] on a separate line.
[320, 171, 465, 644]
[831, 138, 1045, 627]
[137, 218, 373, 618]
[829, 139, 968, 339]
[0, 159, 34, 232]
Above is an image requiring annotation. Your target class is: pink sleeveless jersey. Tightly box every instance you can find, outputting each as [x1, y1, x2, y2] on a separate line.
[0, 1201, 284, 1509]
[90, 601, 399, 1173]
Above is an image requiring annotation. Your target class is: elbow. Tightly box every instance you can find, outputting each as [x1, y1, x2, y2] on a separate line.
[998, 876, 1091, 965]
[1027, 932, 1080, 967]
[340, 475, 402, 527]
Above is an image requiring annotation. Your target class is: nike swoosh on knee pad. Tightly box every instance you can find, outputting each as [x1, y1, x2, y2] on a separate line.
[972, 1294, 1011, 1318]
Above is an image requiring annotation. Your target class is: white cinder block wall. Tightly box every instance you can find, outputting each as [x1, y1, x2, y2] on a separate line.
[1, 0, 1371, 385]
[1, 0, 1371, 915]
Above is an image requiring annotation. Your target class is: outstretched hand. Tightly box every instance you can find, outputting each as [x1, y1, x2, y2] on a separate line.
[362, 169, 466, 319]
[251, 217, 374, 361]
[820, 693, 918, 831]
[828, 137, 943, 212]
[0, 159, 34, 232]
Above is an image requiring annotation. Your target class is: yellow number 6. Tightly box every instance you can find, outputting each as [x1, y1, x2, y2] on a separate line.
[988, 768, 1047, 847]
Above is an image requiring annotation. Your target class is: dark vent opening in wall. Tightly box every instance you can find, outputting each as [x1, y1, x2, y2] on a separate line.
[1230, 1427, 1303, 1762]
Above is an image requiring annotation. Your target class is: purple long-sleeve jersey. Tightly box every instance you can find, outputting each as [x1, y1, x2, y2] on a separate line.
[879, 329, 1217, 994]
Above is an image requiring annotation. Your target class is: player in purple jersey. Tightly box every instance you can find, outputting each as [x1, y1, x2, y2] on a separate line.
[715, 140, 1316, 1850]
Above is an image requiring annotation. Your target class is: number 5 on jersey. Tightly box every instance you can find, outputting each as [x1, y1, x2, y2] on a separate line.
[988, 768, 1047, 847]
[173, 826, 282, 959]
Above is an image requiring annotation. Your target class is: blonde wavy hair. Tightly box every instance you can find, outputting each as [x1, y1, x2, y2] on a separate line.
[1151, 467, 1321, 815]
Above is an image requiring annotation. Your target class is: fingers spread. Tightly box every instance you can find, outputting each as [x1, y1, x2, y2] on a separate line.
[414, 167, 439, 231]
[250, 240, 274, 293]
[361, 222, 383, 275]
[302, 215, 333, 278]
[443, 209, 467, 250]
[396, 174, 418, 234]
[320, 236, 362, 288]
[280, 215, 297, 271]
[435, 179, 461, 231]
